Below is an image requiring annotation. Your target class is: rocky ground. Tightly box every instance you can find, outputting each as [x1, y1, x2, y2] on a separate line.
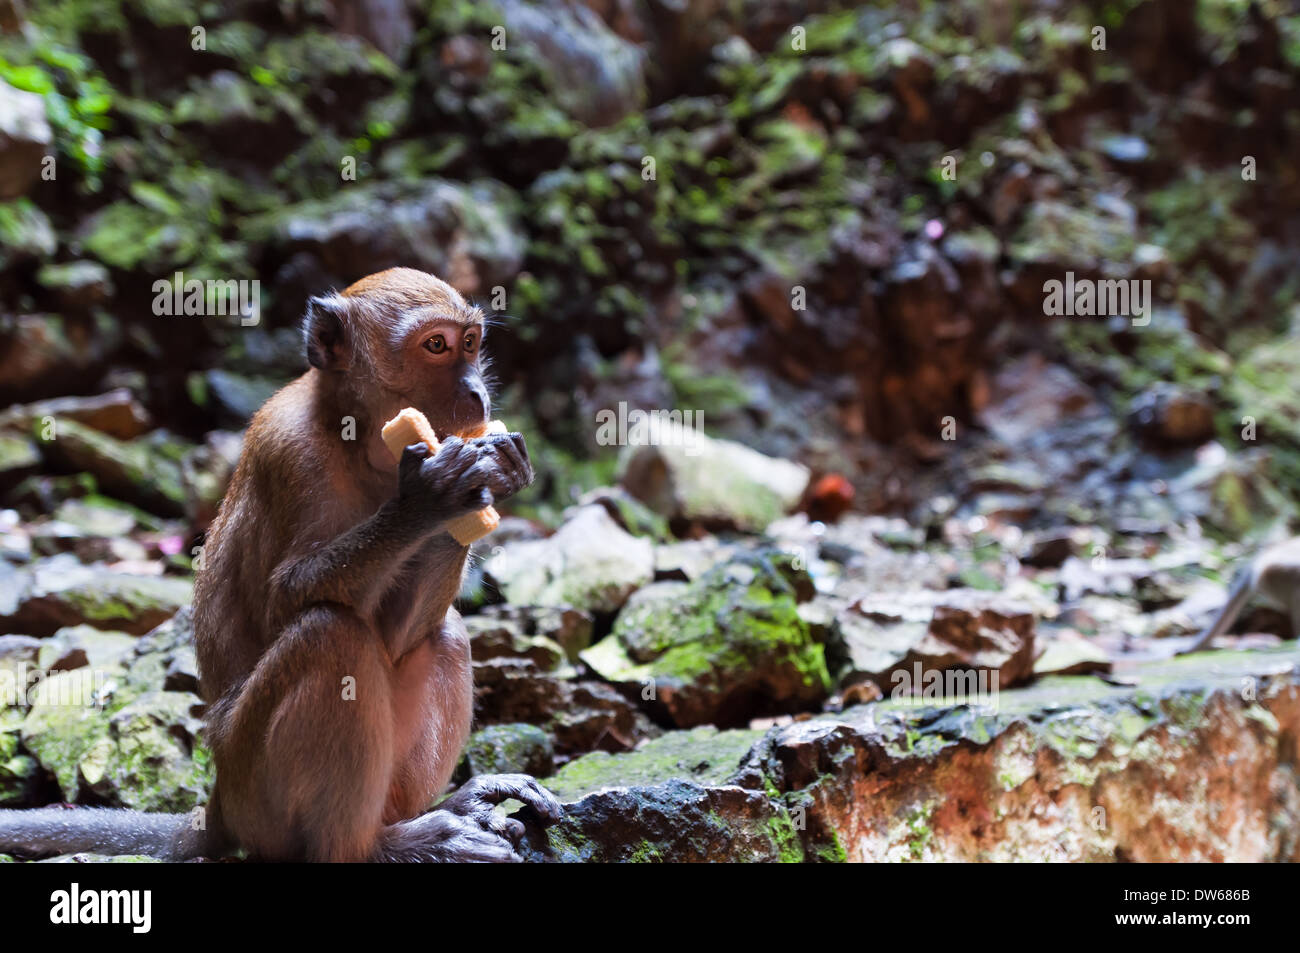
[2, 1, 1300, 861]
[3, 375, 1299, 862]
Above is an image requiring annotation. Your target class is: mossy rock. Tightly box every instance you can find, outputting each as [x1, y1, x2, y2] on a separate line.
[461, 723, 553, 779]
[582, 554, 829, 727]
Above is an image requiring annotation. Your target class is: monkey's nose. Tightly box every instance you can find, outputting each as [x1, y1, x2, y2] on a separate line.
[458, 378, 490, 419]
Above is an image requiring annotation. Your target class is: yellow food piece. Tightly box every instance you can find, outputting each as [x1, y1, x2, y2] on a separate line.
[380, 409, 505, 545]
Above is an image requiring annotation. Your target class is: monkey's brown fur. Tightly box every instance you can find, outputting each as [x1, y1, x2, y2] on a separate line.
[0, 268, 560, 862]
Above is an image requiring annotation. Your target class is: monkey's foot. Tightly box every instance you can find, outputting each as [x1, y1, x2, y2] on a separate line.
[382, 775, 563, 863]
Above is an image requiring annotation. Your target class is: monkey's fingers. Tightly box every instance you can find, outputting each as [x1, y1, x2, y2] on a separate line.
[470, 458, 516, 501]
[507, 432, 532, 470]
[446, 828, 522, 863]
[487, 813, 528, 848]
[399, 442, 430, 473]
[468, 774, 565, 826]
[425, 437, 480, 483]
[484, 432, 530, 483]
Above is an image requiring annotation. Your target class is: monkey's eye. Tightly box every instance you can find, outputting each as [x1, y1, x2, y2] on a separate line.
[464, 332, 477, 352]
[423, 335, 448, 354]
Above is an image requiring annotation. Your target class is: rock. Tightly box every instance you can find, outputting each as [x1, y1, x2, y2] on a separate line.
[0, 389, 151, 442]
[526, 727, 799, 862]
[162, 645, 199, 694]
[581, 554, 830, 728]
[0, 634, 41, 669]
[5, 472, 95, 517]
[1128, 383, 1216, 447]
[0, 79, 52, 201]
[1020, 528, 1078, 568]
[256, 178, 523, 296]
[978, 355, 1099, 447]
[0, 314, 117, 405]
[122, 607, 197, 694]
[472, 658, 658, 755]
[483, 505, 653, 614]
[326, 0, 415, 62]
[178, 429, 243, 527]
[533, 777, 800, 863]
[0, 431, 40, 491]
[35, 261, 114, 314]
[0, 200, 54, 272]
[21, 673, 211, 812]
[1032, 628, 1112, 676]
[467, 604, 593, 664]
[1165, 443, 1293, 540]
[652, 537, 737, 582]
[0, 555, 192, 637]
[618, 427, 810, 532]
[51, 499, 136, 539]
[36, 419, 187, 517]
[196, 370, 281, 426]
[35, 853, 161, 863]
[6, 610, 207, 812]
[36, 625, 136, 673]
[525, 647, 1300, 862]
[0, 508, 32, 563]
[465, 613, 566, 672]
[460, 723, 553, 779]
[499, 0, 646, 127]
[577, 486, 670, 541]
[0, 727, 39, 805]
[752, 646, 1300, 861]
[831, 588, 1037, 694]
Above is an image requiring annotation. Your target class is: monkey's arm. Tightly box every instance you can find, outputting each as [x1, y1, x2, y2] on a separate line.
[267, 441, 491, 629]
[269, 433, 531, 632]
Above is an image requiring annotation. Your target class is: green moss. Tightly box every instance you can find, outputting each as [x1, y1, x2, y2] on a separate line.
[763, 812, 805, 863]
[627, 840, 665, 863]
[0, 199, 56, 269]
[811, 829, 848, 863]
[0, 32, 113, 189]
[588, 555, 830, 716]
[543, 726, 762, 802]
[461, 723, 552, 778]
[906, 804, 935, 860]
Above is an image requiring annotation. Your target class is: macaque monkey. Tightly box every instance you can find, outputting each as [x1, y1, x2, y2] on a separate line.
[0, 268, 562, 861]
[1181, 537, 1300, 655]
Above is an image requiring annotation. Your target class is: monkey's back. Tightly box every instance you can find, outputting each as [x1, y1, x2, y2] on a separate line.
[192, 373, 329, 702]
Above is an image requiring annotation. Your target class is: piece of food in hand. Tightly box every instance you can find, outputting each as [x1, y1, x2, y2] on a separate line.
[381, 409, 507, 545]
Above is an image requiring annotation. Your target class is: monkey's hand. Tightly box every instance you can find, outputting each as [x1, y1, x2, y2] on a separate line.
[425, 774, 563, 863]
[468, 431, 534, 504]
[397, 437, 495, 528]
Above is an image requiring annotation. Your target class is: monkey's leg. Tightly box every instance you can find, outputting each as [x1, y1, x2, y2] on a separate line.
[383, 615, 474, 821]
[210, 604, 397, 862]
[381, 616, 563, 861]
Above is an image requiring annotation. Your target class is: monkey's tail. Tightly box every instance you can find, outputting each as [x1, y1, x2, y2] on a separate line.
[0, 807, 217, 861]
[1183, 567, 1254, 655]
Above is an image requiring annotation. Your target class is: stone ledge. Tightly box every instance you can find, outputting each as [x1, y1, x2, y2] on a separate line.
[523, 647, 1300, 862]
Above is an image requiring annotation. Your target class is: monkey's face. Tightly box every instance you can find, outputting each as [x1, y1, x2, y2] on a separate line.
[393, 313, 491, 440]
[303, 269, 493, 467]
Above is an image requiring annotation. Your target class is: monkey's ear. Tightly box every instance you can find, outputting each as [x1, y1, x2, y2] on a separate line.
[304, 294, 349, 370]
